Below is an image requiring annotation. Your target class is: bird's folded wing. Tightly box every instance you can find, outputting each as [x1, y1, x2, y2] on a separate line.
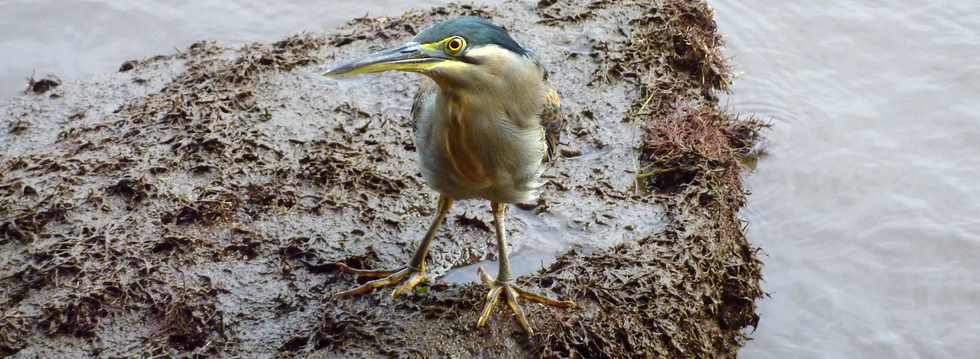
[411, 78, 438, 132]
[541, 88, 564, 163]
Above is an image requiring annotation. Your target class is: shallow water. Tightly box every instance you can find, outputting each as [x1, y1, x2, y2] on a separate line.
[3, 0, 978, 357]
[710, 0, 980, 357]
[0, 0, 451, 98]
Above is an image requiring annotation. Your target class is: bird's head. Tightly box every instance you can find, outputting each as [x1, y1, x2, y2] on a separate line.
[323, 17, 534, 89]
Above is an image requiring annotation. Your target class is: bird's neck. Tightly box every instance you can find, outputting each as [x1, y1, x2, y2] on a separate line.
[434, 70, 545, 128]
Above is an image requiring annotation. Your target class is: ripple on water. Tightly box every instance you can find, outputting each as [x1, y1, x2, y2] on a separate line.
[711, 0, 980, 357]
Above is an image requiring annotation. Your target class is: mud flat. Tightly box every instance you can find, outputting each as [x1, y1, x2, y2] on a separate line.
[0, 0, 766, 357]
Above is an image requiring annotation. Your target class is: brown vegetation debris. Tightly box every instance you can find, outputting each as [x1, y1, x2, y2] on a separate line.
[156, 286, 225, 352]
[298, 140, 410, 197]
[7, 119, 30, 135]
[639, 105, 767, 196]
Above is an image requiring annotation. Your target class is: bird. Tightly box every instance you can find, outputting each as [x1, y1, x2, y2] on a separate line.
[323, 16, 574, 335]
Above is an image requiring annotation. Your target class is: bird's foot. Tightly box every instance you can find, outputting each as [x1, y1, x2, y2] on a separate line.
[333, 262, 428, 299]
[475, 266, 576, 335]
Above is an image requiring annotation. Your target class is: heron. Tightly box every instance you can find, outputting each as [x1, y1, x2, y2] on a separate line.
[323, 16, 574, 335]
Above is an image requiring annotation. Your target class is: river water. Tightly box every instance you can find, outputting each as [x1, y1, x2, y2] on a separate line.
[2, 1, 978, 357]
[0, 0, 450, 98]
[712, 1, 980, 357]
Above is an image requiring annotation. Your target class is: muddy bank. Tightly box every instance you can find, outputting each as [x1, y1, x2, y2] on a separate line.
[0, 0, 764, 357]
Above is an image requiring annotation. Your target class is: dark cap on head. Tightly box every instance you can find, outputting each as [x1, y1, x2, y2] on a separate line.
[413, 17, 529, 56]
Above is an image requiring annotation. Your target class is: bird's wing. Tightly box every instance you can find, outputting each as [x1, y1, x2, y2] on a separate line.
[411, 77, 438, 133]
[541, 88, 564, 163]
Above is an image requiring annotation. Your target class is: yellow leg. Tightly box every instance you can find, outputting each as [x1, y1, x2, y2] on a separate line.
[333, 196, 453, 299]
[475, 202, 576, 335]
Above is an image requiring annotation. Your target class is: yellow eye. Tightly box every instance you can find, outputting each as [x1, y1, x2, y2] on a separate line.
[445, 37, 466, 55]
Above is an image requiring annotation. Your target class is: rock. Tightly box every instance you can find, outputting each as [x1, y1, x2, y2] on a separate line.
[25, 74, 60, 95]
[119, 60, 139, 72]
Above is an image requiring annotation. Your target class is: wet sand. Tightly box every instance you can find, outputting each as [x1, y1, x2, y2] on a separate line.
[0, 0, 764, 357]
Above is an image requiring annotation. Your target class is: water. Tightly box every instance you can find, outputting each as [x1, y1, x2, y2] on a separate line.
[709, 1, 980, 357]
[3, 1, 979, 357]
[0, 0, 452, 99]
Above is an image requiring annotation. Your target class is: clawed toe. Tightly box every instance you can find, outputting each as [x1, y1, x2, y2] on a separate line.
[333, 262, 428, 299]
[475, 267, 576, 335]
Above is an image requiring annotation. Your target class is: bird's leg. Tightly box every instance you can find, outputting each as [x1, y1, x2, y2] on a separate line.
[334, 196, 454, 299]
[476, 202, 576, 335]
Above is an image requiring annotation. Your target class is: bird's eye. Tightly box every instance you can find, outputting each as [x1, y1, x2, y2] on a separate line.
[445, 37, 466, 56]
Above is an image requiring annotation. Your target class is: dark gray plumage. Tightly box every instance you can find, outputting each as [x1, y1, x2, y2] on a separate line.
[413, 16, 529, 57]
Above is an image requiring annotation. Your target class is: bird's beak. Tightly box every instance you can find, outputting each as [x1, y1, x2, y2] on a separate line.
[323, 42, 447, 77]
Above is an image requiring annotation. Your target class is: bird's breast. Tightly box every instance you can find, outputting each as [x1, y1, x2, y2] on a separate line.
[441, 100, 494, 186]
[414, 94, 546, 202]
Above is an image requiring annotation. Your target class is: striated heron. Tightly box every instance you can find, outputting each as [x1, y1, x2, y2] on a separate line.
[323, 16, 574, 335]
